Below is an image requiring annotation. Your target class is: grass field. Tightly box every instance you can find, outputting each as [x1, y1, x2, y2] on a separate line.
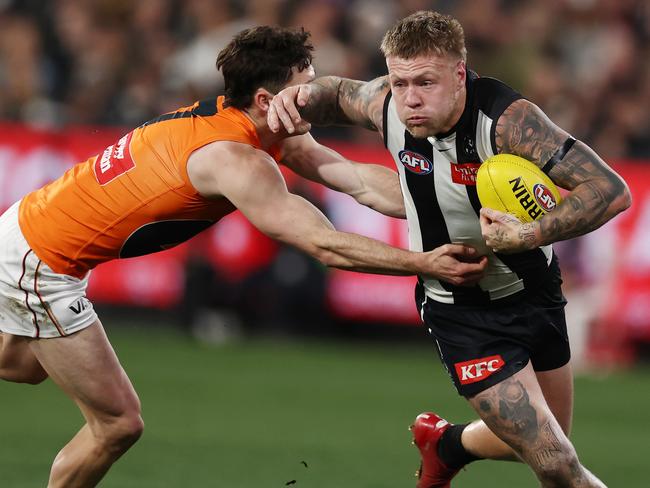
[1, 322, 648, 487]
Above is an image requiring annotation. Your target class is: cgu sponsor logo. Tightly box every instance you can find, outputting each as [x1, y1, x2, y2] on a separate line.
[533, 183, 557, 212]
[451, 162, 481, 185]
[509, 177, 545, 220]
[454, 354, 505, 385]
[93, 131, 136, 185]
[398, 150, 433, 175]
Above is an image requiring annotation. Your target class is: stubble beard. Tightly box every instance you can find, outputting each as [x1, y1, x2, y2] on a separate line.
[405, 124, 431, 139]
[405, 115, 446, 139]
[406, 94, 462, 139]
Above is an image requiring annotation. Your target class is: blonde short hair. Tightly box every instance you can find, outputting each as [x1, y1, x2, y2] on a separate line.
[380, 11, 467, 62]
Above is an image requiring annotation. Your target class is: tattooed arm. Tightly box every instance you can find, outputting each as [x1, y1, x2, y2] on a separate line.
[268, 75, 391, 135]
[481, 99, 631, 253]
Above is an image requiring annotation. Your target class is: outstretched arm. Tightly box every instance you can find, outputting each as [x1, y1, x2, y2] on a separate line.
[268, 75, 390, 135]
[188, 141, 487, 284]
[481, 99, 631, 253]
[280, 133, 405, 218]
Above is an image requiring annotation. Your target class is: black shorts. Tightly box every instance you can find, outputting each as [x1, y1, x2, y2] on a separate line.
[416, 280, 570, 398]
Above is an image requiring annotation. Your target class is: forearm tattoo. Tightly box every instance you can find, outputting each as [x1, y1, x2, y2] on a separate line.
[518, 222, 538, 249]
[495, 99, 630, 246]
[299, 76, 344, 126]
[301, 76, 390, 131]
[487, 213, 538, 251]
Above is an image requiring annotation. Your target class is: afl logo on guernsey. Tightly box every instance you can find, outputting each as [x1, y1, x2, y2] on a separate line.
[398, 150, 433, 175]
[533, 183, 557, 211]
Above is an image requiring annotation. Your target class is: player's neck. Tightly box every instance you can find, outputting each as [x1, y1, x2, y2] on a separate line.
[241, 106, 285, 150]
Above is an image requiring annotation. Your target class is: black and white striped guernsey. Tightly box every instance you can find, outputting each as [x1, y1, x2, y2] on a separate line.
[383, 70, 558, 305]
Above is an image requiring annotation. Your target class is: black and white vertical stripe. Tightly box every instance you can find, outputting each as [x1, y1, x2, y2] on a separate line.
[383, 73, 555, 305]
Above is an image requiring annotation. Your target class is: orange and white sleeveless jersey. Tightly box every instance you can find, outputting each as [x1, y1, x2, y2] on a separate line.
[18, 97, 279, 278]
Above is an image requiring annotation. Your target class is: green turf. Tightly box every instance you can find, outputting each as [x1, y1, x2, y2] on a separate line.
[1, 325, 648, 487]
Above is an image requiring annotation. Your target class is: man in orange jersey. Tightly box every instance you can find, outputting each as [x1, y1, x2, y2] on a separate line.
[0, 26, 488, 487]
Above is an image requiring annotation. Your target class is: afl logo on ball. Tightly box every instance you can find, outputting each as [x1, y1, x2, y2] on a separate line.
[398, 150, 433, 175]
[533, 183, 557, 211]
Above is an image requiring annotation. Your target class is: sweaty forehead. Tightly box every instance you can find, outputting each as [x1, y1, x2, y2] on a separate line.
[386, 55, 452, 77]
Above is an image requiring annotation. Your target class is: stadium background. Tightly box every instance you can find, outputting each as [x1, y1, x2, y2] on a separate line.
[1, 0, 649, 486]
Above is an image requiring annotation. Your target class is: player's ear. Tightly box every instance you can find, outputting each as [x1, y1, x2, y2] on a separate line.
[253, 88, 274, 112]
[455, 60, 466, 88]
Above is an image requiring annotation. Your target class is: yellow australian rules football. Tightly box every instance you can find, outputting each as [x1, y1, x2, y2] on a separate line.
[476, 154, 562, 223]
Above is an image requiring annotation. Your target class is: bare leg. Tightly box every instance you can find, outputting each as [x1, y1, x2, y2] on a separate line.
[536, 363, 574, 435]
[467, 362, 606, 487]
[28, 320, 144, 488]
[461, 362, 574, 461]
[0, 332, 48, 384]
[460, 418, 518, 461]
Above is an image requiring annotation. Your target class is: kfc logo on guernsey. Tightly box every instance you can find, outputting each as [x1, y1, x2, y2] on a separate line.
[398, 150, 433, 175]
[451, 162, 481, 185]
[455, 355, 505, 385]
[94, 131, 136, 185]
[533, 183, 557, 212]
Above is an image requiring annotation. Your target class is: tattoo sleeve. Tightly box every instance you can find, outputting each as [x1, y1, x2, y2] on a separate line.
[495, 99, 631, 246]
[299, 75, 390, 132]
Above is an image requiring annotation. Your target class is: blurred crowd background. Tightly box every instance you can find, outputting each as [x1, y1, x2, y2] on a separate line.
[0, 0, 649, 364]
[1, 0, 649, 159]
[0, 4, 648, 484]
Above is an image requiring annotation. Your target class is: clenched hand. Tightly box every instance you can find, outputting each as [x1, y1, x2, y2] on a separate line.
[480, 207, 540, 253]
[268, 84, 312, 134]
[422, 244, 488, 286]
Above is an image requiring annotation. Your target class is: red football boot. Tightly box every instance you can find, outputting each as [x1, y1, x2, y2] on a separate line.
[411, 412, 460, 488]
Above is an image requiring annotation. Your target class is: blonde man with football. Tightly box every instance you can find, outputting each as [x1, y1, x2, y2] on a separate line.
[268, 10, 630, 488]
